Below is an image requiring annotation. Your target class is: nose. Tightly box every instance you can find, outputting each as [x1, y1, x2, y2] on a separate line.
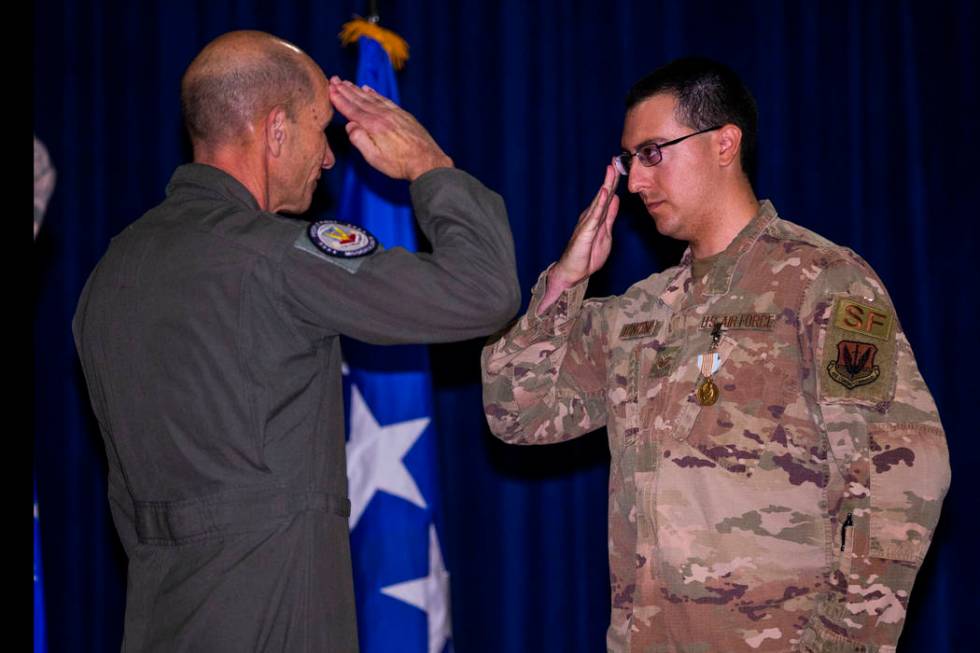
[627, 160, 649, 194]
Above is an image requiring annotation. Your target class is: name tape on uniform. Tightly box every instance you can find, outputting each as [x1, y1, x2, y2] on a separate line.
[619, 320, 662, 340]
[699, 313, 776, 331]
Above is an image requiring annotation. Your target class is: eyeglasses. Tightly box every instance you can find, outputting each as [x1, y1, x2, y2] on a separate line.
[614, 125, 723, 175]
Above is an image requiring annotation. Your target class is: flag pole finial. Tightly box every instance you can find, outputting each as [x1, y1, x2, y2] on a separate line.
[339, 16, 409, 70]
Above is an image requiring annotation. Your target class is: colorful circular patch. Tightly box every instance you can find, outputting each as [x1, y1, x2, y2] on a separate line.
[308, 220, 378, 258]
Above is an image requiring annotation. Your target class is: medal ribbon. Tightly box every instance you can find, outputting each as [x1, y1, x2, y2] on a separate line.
[697, 352, 720, 378]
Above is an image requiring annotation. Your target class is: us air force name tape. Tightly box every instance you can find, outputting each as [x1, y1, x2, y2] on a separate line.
[294, 220, 382, 274]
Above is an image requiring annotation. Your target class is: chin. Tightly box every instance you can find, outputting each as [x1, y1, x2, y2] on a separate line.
[650, 215, 685, 241]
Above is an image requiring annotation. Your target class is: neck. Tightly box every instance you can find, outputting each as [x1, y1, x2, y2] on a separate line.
[193, 140, 270, 210]
[688, 183, 760, 260]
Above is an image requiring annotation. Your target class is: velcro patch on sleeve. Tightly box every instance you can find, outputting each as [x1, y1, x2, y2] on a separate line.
[833, 298, 893, 340]
[820, 296, 897, 403]
[292, 228, 383, 274]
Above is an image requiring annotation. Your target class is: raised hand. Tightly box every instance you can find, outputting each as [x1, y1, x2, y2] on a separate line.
[328, 77, 453, 181]
[537, 163, 620, 313]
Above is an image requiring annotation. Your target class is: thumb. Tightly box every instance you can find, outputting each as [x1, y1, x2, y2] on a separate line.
[345, 122, 379, 159]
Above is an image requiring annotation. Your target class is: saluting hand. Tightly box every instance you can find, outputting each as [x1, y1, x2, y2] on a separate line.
[538, 164, 620, 313]
[328, 77, 453, 181]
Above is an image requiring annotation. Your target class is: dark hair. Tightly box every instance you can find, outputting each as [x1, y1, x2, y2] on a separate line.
[626, 57, 758, 179]
[181, 46, 314, 146]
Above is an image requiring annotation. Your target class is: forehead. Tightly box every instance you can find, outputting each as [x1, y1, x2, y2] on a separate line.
[621, 93, 683, 148]
[309, 71, 333, 120]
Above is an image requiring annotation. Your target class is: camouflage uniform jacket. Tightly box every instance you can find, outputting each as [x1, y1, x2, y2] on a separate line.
[482, 201, 950, 653]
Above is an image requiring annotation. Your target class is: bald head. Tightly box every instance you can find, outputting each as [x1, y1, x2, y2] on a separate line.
[181, 30, 320, 148]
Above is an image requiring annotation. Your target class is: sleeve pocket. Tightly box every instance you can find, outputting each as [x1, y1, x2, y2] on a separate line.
[868, 423, 950, 563]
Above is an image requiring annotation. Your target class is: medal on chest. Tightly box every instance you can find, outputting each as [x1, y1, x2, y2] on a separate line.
[695, 353, 721, 405]
[695, 323, 724, 406]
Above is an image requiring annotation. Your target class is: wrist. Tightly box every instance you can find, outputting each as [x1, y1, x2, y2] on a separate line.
[407, 154, 454, 182]
[536, 265, 581, 317]
[548, 263, 584, 292]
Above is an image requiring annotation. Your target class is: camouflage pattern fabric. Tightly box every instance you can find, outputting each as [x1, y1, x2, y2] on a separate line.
[482, 201, 950, 652]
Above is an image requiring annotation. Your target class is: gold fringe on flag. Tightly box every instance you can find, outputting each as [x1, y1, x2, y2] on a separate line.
[339, 17, 410, 70]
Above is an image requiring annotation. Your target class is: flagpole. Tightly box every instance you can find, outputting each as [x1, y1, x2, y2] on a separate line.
[338, 18, 452, 653]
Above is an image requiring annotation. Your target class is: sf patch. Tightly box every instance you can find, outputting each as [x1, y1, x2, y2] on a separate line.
[833, 298, 893, 340]
[308, 221, 378, 258]
[820, 296, 896, 403]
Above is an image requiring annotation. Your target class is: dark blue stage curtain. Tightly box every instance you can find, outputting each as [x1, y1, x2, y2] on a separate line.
[34, 1, 977, 651]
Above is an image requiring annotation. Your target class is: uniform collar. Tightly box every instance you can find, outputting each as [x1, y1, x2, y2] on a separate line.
[165, 163, 262, 212]
[656, 200, 777, 313]
[685, 199, 778, 297]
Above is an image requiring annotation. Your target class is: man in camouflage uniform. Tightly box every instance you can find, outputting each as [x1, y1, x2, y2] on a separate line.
[481, 58, 949, 652]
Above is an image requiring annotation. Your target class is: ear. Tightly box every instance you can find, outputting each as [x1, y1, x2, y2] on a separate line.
[265, 106, 288, 158]
[716, 124, 742, 168]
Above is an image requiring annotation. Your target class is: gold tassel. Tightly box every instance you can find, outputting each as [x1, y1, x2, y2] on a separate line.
[339, 17, 410, 71]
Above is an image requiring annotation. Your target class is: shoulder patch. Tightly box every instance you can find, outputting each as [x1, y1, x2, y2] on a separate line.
[820, 296, 897, 403]
[827, 340, 881, 389]
[293, 221, 383, 274]
[308, 220, 378, 258]
[833, 298, 893, 340]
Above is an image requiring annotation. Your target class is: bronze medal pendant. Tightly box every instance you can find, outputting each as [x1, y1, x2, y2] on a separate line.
[695, 352, 721, 406]
[696, 377, 719, 406]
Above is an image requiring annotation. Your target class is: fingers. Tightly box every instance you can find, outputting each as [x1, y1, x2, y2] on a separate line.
[581, 164, 620, 221]
[328, 77, 448, 180]
[583, 186, 603, 221]
[328, 78, 393, 121]
[598, 165, 619, 216]
[601, 195, 620, 237]
[579, 165, 620, 231]
[603, 161, 619, 191]
[558, 171, 618, 285]
[344, 123, 386, 170]
[585, 166, 614, 219]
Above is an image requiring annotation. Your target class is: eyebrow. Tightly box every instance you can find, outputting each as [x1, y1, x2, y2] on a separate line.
[621, 137, 662, 152]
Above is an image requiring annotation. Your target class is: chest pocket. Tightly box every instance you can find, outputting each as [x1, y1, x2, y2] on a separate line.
[638, 335, 738, 441]
[641, 331, 799, 475]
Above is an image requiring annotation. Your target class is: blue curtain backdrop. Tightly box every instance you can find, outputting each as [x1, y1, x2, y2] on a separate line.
[33, 1, 978, 651]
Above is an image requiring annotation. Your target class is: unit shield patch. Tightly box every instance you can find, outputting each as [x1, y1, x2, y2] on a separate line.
[828, 340, 880, 389]
[308, 221, 378, 258]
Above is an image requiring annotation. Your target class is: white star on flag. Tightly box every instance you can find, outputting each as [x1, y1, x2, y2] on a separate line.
[381, 524, 452, 653]
[346, 383, 430, 528]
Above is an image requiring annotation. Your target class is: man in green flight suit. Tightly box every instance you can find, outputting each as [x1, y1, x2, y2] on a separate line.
[74, 30, 519, 652]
